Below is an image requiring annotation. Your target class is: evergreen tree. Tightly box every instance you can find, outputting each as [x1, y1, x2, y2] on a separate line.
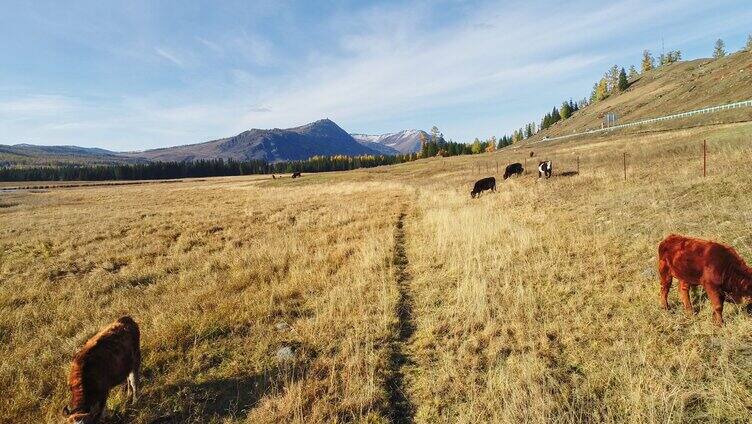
[628, 65, 639, 80]
[641, 50, 654, 72]
[560, 100, 572, 119]
[747, 34, 752, 51]
[660, 50, 682, 66]
[590, 82, 599, 103]
[618, 67, 629, 91]
[713, 39, 727, 58]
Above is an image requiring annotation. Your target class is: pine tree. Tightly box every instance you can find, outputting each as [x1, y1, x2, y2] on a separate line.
[713, 39, 726, 58]
[661, 50, 682, 66]
[641, 50, 654, 73]
[590, 82, 599, 103]
[560, 100, 572, 119]
[628, 65, 639, 80]
[618, 67, 629, 91]
[551, 107, 561, 122]
[747, 34, 752, 51]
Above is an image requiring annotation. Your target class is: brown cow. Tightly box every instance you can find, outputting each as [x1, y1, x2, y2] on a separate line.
[63, 316, 141, 423]
[658, 234, 752, 325]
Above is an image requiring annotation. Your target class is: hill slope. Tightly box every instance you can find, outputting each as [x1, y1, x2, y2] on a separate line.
[0, 144, 143, 166]
[534, 50, 752, 140]
[128, 119, 381, 162]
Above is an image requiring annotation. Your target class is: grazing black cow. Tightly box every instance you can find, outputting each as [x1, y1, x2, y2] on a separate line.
[272, 175, 276, 179]
[291, 172, 302, 179]
[503, 163, 524, 180]
[538, 161, 552, 178]
[471, 177, 496, 198]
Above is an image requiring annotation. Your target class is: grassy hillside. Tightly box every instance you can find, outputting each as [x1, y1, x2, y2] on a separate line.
[0, 144, 144, 166]
[536, 50, 752, 140]
[2, 121, 752, 423]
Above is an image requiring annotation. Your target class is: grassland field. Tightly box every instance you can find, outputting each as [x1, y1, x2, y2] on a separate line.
[2, 122, 752, 423]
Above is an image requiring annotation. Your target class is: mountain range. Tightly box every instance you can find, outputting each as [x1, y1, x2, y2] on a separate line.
[351, 129, 428, 155]
[0, 119, 427, 165]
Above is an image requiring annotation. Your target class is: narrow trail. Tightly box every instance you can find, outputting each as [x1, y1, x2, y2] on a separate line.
[386, 208, 416, 424]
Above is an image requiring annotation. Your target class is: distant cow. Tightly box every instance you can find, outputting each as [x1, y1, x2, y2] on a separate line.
[503, 163, 524, 180]
[529, 151, 535, 157]
[291, 172, 302, 179]
[659, 234, 752, 325]
[64, 316, 141, 423]
[471, 177, 496, 198]
[538, 161, 552, 178]
[272, 175, 276, 179]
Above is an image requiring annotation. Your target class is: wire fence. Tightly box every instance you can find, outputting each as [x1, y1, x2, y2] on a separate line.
[538, 99, 752, 143]
[470, 138, 728, 183]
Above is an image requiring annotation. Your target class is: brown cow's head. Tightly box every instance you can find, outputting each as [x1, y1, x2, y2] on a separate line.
[62, 403, 102, 424]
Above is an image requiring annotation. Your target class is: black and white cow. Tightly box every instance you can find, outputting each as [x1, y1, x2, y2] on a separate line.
[471, 177, 496, 198]
[538, 161, 552, 178]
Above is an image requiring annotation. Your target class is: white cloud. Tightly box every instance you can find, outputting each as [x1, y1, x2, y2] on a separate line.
[154, 47, 185, 67]
[3, 0, 743, 148]
[0, 95, 78, 116]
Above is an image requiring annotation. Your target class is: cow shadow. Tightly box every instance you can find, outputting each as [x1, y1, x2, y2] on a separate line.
[106, 372, 278, 424]
[558, 171, 579, 177]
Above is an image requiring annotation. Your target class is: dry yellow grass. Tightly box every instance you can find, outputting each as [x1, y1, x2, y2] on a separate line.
[2, 122, 752, 423]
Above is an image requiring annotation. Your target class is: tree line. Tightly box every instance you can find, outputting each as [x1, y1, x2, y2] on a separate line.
[2, 125, 509, 182]
[0, 155, 421, 182]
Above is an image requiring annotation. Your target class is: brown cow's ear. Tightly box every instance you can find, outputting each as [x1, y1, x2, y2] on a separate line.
[62, 406, 70, 415]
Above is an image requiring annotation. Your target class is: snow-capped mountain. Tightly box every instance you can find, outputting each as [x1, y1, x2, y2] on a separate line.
[351, 129, 429, 154]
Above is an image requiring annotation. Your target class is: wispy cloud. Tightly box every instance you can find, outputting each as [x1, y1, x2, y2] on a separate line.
[196, 36, 223, 54]
[0, 95, 78, 116]
[2, 0, 749, 148]
[154, 47, 185, 67]
[236, 1, 665, 130]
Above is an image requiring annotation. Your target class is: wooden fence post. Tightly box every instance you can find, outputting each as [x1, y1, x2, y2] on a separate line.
[703, 140, 707, 177]
[623, 152, 627, 181]
[577, 156, 580, 174]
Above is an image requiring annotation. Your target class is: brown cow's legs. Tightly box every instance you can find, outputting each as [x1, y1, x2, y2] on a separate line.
[678, 280, 693, 314]
[705, 287, 725, 326]
[658, 260, 672, 310]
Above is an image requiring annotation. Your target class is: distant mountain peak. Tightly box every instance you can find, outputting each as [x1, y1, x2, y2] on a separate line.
[126, 118, 381, 163]
[350, 129, 428, 154]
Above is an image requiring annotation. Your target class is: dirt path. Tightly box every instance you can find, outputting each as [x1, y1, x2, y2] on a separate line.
[385, 207, 416, 424]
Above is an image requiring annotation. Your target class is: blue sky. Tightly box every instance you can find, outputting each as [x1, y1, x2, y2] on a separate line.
[1, 0, 750, 151]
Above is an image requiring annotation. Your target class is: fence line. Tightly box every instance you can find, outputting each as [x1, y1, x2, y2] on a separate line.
[535, 99, 752, 144]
